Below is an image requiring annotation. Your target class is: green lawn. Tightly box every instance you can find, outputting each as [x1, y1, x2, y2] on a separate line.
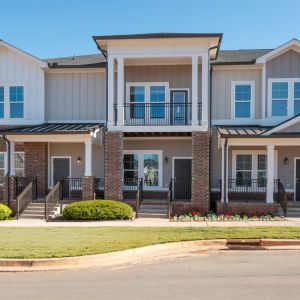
[0, 227, 300, 259]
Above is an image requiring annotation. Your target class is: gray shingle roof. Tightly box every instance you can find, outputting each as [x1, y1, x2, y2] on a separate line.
[0, 123, 103, 134]
[45, 54, 106, 69]
[213, 49, 273, 65]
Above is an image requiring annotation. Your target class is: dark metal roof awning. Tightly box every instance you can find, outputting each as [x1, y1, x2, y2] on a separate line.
[0, 123, 104, 135]
[217, 125, 271, 138]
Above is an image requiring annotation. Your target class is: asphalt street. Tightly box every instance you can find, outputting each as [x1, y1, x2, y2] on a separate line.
[1, 250, 300, 300]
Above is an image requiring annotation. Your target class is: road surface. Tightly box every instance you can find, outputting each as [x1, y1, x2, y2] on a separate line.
[1, 250, 300, 300]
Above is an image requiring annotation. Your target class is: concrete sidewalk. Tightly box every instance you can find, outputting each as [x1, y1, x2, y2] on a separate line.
[0, 217, 300, 227]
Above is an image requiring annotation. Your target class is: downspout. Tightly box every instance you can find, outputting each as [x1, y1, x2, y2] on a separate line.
[2, 135, 10, 206]
[224, 138, 228, 204]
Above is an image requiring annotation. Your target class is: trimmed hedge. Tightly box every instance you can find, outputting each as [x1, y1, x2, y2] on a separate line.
[62, 200, 133, 221]
[0, 203, 12, 221]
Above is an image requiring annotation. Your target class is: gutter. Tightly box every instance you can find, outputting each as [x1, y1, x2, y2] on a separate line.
[2, 135, 10, 206]
[223, 138, 228, 203]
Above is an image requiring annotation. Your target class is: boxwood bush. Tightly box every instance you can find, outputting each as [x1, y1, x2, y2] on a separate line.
[62, 200, 133, 221]
[0, 203, 12, 221]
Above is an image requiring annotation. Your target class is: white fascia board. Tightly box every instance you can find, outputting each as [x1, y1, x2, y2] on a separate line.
[6, 134, 91, 143]
[256, 39, 300, 64]
[0, 40, 47, 68]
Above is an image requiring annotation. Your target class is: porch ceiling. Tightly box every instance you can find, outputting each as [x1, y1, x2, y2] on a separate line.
[124, 132, 192, 137]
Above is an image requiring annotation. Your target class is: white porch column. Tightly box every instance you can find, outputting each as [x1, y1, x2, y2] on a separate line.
[201, 54, 209, 127]
[266, 144, 275, 203]
[117, 57, 125, 126]
[84, 139, 92, 177]
[191, 56, 199, 125]
[10, 141, 15, 176]
[107, 56, 115, 126]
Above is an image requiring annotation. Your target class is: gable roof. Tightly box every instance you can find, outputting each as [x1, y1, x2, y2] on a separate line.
[262, 114, 300, 135]
[256, 39, 300, 63]
[0, 39, 47, 67]
[45, 54, 106, 69]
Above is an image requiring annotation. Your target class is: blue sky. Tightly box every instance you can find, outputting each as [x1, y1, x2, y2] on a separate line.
[1, 0, 299, 58]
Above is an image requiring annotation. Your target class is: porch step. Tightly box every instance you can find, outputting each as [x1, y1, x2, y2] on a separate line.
[278, 206, 300, 218]
[137, 199, 168, 218]
[138, 213, 168, 218]
[19, 202, 45, 220]
[142, 199, 168, 205]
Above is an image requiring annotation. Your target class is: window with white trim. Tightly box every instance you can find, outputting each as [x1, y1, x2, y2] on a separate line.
[269, 79, 300, 117]
[10, 86, 24, 118]
[0, 152, 5, 182]
[123, 150, 162, 188]
[235, 154, 252, 186]
[232, 81, 254, 119]
[0, 87, 4, 118]
[15, 152, 25, 177]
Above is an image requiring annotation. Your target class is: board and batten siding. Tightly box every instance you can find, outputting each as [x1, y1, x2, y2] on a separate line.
[0, 47, 45, 124]
[124, 65, 202, 102]
[45, 72, 106, 122]
[211, 69, 262, 120]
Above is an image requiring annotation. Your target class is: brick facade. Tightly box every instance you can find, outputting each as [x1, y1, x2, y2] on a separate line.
[82, 176, 96, 200]
[24, 142, 48, 198]
[104, 131, 123, 200]
[216, 201, 278, 215]
[191, 131, 210, 211]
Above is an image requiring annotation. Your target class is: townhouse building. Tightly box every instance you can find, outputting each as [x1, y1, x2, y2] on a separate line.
[0, 34, 299, 218]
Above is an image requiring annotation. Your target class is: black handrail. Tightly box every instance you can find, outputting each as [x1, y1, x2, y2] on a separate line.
[16, 176, 37, 198]
[135, 178, 143, 219]
[277, 180, 288, 217]
[60, 178, 83, 200]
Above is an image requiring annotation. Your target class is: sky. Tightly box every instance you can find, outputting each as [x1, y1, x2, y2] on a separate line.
[0, 0, 300, 58]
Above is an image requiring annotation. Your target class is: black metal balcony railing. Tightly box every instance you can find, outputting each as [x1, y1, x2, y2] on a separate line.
[114, 102, 202, 126]
[224, 179, 279, 193]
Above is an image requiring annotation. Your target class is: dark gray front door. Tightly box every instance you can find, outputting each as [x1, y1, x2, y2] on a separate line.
[174, 158, 192, 200]
[296, 159, 300, 201]
[53, 158, 70, 185]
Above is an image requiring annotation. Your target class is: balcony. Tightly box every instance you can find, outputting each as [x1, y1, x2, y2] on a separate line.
[114, 102, 202, 126]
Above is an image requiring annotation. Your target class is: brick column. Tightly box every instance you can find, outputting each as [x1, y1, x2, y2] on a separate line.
[191, 131, 210, 211]
[24, 143, 48, 198]
[104, 131, 123, 200]
[82, 176, 96, 200]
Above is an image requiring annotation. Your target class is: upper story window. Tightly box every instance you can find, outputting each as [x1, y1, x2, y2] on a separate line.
[150, 86, 165, 118]
[10, 86, 24, 118]
[231, 81, 254, 119]
[0, 87, 4, 118]
[269, 79, 300, 118]
[130, 86, 145, 119]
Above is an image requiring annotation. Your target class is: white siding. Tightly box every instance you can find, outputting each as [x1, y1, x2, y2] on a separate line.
[0, 47, 45, 125]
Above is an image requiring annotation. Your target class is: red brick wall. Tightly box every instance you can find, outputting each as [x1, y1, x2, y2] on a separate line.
[104, 131, 123, 200]
[191, 131, 210, 211]
[216, 201, 278, 215]
[82, 176, 96, 200]
[24, 143, 48, 198]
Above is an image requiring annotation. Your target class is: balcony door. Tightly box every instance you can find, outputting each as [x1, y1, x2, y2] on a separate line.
[171, 90, 188, 125]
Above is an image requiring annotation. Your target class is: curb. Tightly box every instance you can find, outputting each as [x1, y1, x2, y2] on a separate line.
[1, 239, 300, 272]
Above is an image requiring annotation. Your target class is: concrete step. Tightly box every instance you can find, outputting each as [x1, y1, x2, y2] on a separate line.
[142, 199, 168, 205]
[138, 212, 168, 219]
[140, 204, 168, 210]
[19, 215, 45, 220]
[287, 212, 300, 217]
[287, 207, 300, 212]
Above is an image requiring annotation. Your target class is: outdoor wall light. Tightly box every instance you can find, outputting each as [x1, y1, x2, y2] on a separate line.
[284, 157, 289, 165]
[165, 156, 168, 163]
[77, 156, 82, 164]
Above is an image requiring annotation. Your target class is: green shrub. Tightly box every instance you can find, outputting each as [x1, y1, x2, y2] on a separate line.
[0, 203, 12, 221]
[62, 200, 133, 221]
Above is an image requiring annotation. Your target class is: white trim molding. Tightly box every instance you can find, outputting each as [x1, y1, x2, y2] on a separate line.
[231, 80, 255, 120]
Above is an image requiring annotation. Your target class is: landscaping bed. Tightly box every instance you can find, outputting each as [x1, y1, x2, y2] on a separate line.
[0, 227, 299, 258]
[172, 211, 286, 222]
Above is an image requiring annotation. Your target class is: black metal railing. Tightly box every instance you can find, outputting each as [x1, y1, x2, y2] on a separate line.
[114, 102, 202, 126]
[95, 178, 104, 199]
[16, 182, 33, 219]
[16, 176, 37, 199]
[172, 178, 192, 202]
[45, 181, 61, 221]
[135, 178, 143, 218]
[123, 178, 139, 200]
[60, 178, 83, 200]
[219, 179, 280, 202]
[277, 180, 288, 217]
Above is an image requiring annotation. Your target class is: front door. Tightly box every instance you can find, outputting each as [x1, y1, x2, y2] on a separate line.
[52, 157, 70, 185]
[170, 90, 188, 125]
[173, 158, 192, 200]
[296, 159, 300, 201]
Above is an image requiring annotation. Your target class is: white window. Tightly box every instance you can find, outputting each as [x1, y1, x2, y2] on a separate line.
[0, 152, 6, 182]
[268, 79, 300, 117]
[0, 84, 25, 119]
[126, 82, 169, 120]
[231, 81, 254, 119]
[123, 150, 162, 188]
[232, 151, 277, 188]
[15, 152, 25, 177]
